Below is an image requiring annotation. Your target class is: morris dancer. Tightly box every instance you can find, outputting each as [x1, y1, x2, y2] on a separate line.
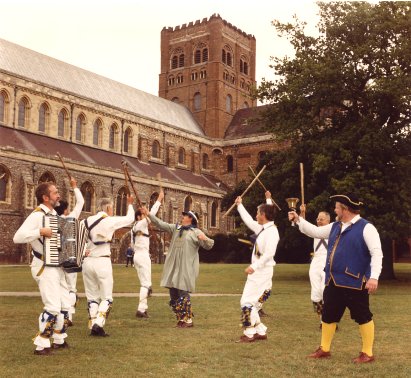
[288, 193, 383, 363]
[300, 205, 330, 327]
[141, 207, 214, 328]
[234, 191, 279, 343]
[13, 182, 70, 355]
[132, 189, 164, 318]
[54, 177, 84, 326]
[82, 195, 134, 337]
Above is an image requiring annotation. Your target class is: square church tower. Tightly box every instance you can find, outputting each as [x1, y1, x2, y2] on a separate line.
[159, 14, 257, 139]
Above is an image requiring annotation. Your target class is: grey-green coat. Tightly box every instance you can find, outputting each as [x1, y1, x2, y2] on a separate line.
[149, 214, 214, 292]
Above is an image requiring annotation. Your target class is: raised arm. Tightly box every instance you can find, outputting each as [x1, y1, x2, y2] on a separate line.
[235, 196, 262, 234]
[67, 177, 84, 219]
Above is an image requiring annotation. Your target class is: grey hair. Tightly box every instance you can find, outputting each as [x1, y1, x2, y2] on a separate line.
[98, 198, 113, 213]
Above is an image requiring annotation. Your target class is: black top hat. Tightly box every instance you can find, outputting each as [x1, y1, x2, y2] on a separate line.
[329, 193, 363, 210]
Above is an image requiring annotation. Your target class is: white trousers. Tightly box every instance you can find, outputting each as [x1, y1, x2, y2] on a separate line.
[134, 250, 152, 312]
[240, 266, 273, 337]
[309, 254, 326, 303]
[82, 257, 113, 327]
[31, 256, 69, 347]
[64, 271, 78, 317]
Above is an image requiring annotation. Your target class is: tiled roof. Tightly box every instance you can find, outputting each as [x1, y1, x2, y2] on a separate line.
[224, 105, 271, 139]
[0, 125, 224, 193]
[0, 38, 204, 136]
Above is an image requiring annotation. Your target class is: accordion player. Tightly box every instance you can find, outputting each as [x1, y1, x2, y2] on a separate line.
[43, 214, 88, 272]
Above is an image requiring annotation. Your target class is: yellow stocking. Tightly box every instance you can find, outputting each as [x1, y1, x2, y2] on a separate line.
[359, 320, 374, 356]
[320, 322, 337, 352]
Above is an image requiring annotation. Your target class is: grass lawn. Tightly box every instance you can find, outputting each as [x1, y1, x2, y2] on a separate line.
[0, 263, 410, 377]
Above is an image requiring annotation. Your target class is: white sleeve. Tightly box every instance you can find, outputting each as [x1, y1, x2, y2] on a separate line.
[13, 212, 42, 244]
[107, 205, 135, 231]
[297, 217, 333, 239]
[67, 188, 84, 219]
[149, 200, 161, 216]
[237, 204, 262, 234]
[363, 223, 383, 280]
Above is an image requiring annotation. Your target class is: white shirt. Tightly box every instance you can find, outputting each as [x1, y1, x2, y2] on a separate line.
[297, 215, 383, 280]
[131, 200, 161, 252]
[64, 188, 84, 219]
[237, 198, 279, 271]
[86, 205, 134, 257]
[13, 204, 57, 255]
[313, 237, 328, 258]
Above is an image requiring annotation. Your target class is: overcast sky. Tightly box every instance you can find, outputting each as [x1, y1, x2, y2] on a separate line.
[0, 0, 321, 96]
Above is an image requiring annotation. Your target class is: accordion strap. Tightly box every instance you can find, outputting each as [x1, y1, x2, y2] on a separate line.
[85, 216, 111, 246]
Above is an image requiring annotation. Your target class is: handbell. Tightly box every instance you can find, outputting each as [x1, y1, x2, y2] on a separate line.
[285, 197, 299, 211]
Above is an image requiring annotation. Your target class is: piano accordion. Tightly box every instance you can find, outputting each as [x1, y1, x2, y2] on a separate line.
[43, 215, 88, 272]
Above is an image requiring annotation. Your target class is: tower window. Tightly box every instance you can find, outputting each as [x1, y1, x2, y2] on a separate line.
[227, 155, 234, 172]
[194, 93, 201, 111]
[200, 70, 207, 79]
[191, 71, 198, 81]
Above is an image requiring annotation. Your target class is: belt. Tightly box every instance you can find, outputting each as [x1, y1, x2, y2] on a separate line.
[84, 255, 111, 258]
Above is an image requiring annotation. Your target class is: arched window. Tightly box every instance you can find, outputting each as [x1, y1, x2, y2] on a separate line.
[171, 48, 184, 69]
[76, 114, 86, 142]
[243, 101, 249, 108]
[194, 43, 208, 64]
[0, 91, 6, 123]
[109, 123, 118, 150]
[184, 195, 192, 212]
[171, 97, 179, 103]
[38, 171, 56, 184]
[179, 54, 185, 68]
[240, 56, 249, 75]
[227, 52, 232, 67]
[81, 181, 94, 212]
[222, 45, 233, 67]
[176, 74, 184, 84]
[18, 97, 29, 127]
[211, 201, 217, 227]
[258, 151, 268, 161]
[202, 48, 208, 62]
[116, 187, 128, 216]
[152, 140, 160, 158]
[227, 155, 234, 173]
[178, 147, 185, 165]
[38, 103, 48, 132]
[93, 119, 102, 146]
[202, 153, 209, 169]
[226, 95, 232, 113]
[58, 109, 68, 138]
[194, 92, 201, 111]
[168, 76, 175, 86]
[0, 165, 11, 202]
[123, 127, 132, 153]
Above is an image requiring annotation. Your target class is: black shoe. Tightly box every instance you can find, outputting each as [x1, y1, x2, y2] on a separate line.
[90, 324, 109, 337]
[136, 311, 149, 318]
[34, 348, 53, 356]
[52, 341, 69, 349]
[67, 319, 73, 327]
[258, 309, 269, 317]
[148, 287, 153, 297]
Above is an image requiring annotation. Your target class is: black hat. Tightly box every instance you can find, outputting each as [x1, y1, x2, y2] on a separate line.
[182, 210, 199, 225]
[329, 193, 363, 210]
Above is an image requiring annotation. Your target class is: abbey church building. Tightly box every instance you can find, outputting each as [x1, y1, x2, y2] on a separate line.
[0, 14, 282, 263]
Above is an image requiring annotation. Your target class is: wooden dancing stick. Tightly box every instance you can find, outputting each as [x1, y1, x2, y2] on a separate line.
[156, 173, 163, 191]
[300, 162, 305, 206]
[121, 160, 143, 207]
[248, 166, 282, 211]
[224, 165, 266, 217]
[56, 152, 72, 180]
[121, 162, 130, 195]
[248, 166, 268, 192]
